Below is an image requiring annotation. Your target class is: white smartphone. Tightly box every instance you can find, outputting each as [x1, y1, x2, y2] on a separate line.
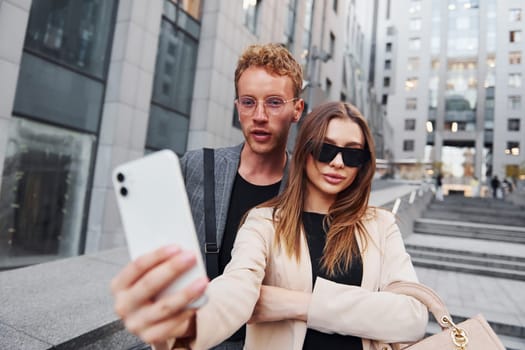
[112, 149, 207, 308]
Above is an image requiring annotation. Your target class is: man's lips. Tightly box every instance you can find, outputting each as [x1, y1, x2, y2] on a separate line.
[251, 129, 271, 141]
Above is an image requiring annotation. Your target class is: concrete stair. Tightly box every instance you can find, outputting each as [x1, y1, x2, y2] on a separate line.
[423, 198, 525, 226]
[413, 218, 525, 244]
[407, 195, 525, 347]
[406, 244, 525, 281]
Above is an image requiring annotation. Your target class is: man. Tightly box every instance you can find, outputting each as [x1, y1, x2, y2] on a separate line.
[111, 43, 304, 349]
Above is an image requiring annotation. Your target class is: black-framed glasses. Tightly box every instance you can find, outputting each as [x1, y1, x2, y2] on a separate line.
[315, 142, 370, 167]
[235, 96, 297, 116]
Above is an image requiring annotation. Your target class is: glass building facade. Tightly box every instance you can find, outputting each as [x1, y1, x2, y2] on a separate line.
[146, 1, 201, 155]
[0, 0, 118, 269]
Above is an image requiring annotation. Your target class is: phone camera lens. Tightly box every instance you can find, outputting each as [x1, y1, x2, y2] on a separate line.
[120, 187, 128, 196]
[116, 173, 125, 182]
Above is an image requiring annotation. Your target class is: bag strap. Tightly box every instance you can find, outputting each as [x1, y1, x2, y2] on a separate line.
[384, 281, 451, 328]
[203, 148, 219, 279]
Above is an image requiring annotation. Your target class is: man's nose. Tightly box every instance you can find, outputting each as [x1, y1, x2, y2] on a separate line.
[253, 101, 268, 121]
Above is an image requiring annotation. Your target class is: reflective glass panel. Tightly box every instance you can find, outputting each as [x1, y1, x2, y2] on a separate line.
[24, 0, 117, 79]
[0, 118, 95, 269]
[152, 20, 199, 116]
[14, 53, 103, 133]
[146, 105, 189, 155]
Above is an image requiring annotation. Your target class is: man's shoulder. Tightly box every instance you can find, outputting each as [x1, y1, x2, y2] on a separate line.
[182, 143, 242, 160]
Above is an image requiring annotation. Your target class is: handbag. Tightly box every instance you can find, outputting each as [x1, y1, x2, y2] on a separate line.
[377, 281, 506, 350]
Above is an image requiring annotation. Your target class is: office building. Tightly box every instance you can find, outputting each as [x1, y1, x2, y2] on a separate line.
[376, 0, 525, 183]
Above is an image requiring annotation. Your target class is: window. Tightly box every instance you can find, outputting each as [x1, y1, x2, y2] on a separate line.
[340, 92, 347, 102]
[409, 0, 422, 14]
[406, 98, 417, 110]
[510, 30, 522, 43]
[405, 119, 416, 130]
[405, 77, 418, 91]
[152, 18, 199, 116]
[0, 117, 95, 268]
[508, 95, 522, 110]
[386, 26, 396, 36]
[243, 0, 260, 34]
[409, 38, 421, 50]
[386, 42, 392, 52]
[382, 94, 388, 105]
[509, 9, 522, 22]
[508, 119, 520, 131]
[24, 0, 118, 79]
[386, 0, 391, 19]
[509, 73, 522, 88]
[383, 76, 391, 87]
[409, 18, 422, 31]
[505, 141, 520, 156]
[385, 59, 392, 70]
[403, 139, 415, 151]
[407, 57, 420, 71]
[333, 0, 338, 12]
[329, 32, 336, 57]
[509, 51, 522, 65]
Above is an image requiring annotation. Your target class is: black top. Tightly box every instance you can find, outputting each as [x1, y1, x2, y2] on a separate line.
[302, 212, 364, 350]
[219, 172, 281, 341]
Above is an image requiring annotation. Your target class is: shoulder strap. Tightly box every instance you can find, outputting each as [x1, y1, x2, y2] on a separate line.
[203, 148, 219, 279]
[384, 281, 451, 328]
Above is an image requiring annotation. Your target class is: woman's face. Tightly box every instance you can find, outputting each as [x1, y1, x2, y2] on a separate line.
[304, 117, 366, 212]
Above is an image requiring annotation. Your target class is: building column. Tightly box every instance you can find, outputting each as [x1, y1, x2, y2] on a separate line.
[84, 0, 163, 252]
[0, 0, 32, 187]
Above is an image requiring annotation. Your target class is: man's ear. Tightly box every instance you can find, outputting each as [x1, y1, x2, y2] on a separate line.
[293, 99, 305, 123]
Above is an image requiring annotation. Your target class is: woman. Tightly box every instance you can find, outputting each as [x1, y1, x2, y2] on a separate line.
[115, 102, 428, 350]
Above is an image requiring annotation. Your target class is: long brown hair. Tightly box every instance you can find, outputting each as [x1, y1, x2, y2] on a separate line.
[263, 102, 376, 276]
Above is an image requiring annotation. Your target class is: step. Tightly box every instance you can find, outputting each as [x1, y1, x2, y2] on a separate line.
[404, 234, 525, 259]
[410, 257, 525, 281]
[405, 243, 525, 263]
[422, 211, 525, 226]
[406, 248, 525, 271]
[414, 219, 525, 244]
[426, 203, 525, 219]
[431, 197, 525, 209]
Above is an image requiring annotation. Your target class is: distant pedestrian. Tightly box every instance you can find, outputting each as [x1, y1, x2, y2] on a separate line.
[502, 178, 513, 194]
[490, 175, 501, 199]
[435, 173, 444, 201]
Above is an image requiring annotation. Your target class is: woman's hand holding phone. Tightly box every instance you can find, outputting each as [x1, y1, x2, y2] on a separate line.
[111, 245, 208, 345]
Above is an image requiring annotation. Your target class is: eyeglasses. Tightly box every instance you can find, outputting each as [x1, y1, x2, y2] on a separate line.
[235, 96, 297, 116]
[314, 142, 371, 167]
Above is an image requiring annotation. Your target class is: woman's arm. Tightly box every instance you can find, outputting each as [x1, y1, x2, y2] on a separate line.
[306, 210, 428, 342]
[188, 207, 274, 349]
[248, 285, 311, 323]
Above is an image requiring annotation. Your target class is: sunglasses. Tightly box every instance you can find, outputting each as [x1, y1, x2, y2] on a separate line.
[314, 142, 370, 167]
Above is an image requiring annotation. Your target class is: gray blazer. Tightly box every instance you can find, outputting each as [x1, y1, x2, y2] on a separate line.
[179, 143, 289, 257]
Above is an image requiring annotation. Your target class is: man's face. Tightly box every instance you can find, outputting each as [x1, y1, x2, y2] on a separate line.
[235, 66, 303, 156]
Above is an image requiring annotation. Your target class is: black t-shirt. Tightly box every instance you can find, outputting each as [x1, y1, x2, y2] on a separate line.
[302, 212, 364, 350]
[219, 172, 281, 341]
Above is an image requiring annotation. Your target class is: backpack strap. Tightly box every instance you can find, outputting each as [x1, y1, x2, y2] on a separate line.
[203, 148, 219, 279]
